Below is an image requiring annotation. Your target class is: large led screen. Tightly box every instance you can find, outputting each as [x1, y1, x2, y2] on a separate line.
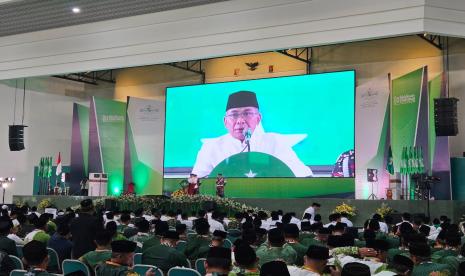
[164, 71, 355, 178]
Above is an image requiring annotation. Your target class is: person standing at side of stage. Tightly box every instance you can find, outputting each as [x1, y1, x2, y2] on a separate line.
[215, 173, 227, 198]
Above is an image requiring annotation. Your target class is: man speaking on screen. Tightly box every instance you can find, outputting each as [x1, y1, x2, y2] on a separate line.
[192, 91, 313, 178]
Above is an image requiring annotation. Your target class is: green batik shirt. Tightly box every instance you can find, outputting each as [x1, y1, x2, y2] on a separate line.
[184, 235, 211, 260]
[129, 233, 151, 247]
[387, 248, 409, 263]
[411, 261, 452, 276]
[229, 267, 261, 276]
[301, 237, 325, 248]
[255, 243, 297, 266]
[142, 236, 161, 252]
[79, 249, 112, 271]
[287, 242, 308, 266]
[431, 249, 459, 263]
[331, 246, 359, 257]
[95, 261, 139, 276]
[142, 243, 188, 273]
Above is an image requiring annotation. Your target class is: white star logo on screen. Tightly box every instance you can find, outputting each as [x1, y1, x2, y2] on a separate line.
[245, 169, 257, 178]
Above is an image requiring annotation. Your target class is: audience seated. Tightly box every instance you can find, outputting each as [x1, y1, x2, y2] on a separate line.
[0, 199, 464, 276]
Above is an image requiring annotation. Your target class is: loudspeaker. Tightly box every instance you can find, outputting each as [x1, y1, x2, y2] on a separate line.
[367, 168, 378, 182]
[434, 98, 458, 136]
[8, 125, 27, 151]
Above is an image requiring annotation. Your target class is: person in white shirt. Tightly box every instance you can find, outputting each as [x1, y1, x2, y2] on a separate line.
[209, 211, 225, 233]
[7, 219, 25, 245]
[395, 213, 413, 227]
[324, 213, 341, 228]
[340, 213, 353, 228]
[372, 214, 388, 233]
[179, 213, 193, 230]
[303, 203, 321, 220]
[192, 91, 313, 178]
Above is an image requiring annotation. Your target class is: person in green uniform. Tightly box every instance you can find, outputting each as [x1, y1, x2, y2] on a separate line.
[301, 227, 330, 248]
[95, 240, 154, 276]
[24, 214, 51, 245]
[0, 220, 17, 256]
[256, 228, 297, 266]
[295, 245, 330, 276]
[142, 221, 168, 252]
[119, 212, 135, 238]
[410, 242, 451, 276]
[431, 234, 461, 262]
[283, 223, 307, 266]
[211, 230, 228, 247]
[184, 218, 212, 261]
[22, 240, 54, 275]
[107, 221, 127, 242]
[129, 219, 151, 248]
[386, 254, 414, 276]
[142, 230, 188, 274]
[230, 243, 260, 276]
[205, 247, 232, 276]
[79, 230, 113, 271]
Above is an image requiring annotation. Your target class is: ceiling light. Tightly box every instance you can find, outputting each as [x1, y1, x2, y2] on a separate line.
[72, 7, 81, 13]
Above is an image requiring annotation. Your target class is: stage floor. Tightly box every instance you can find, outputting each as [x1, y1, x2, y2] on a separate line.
[12, 195, 465, 227]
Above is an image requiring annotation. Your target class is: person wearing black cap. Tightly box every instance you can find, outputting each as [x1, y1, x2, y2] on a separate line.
[22, 240, 54, 275]
[79, 230, 112, 272]
[141, 220, 168, 252]
[302, 227, 330, 248]
[256, 228, 297, 266]
[96, 240, 154, 276]
[142, 230, 188, 274]
[211, 230, 228, 247]
[205, 247, 232, 276]
[70, 199, 104, 258]
[191, 90, 313, 178]
[0, 219, 17, 256]
[24, 214, 50, 245]
[260, 261, 290, 276]
[384, 254, 414, 276]
[341, 262, 371, 276]
[283, 223, 307, 266]
[129, 219, 151, 247]
[409, 242, 451, 276]
[289, 245, 331, 276]
[230, 244, 260, 276]
[184, 218, 211, 261]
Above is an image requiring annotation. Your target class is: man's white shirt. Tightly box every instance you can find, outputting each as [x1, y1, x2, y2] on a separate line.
[192, 124, 313, 178]
[209, 219, 226, 233]
[341, 217, 353, 227]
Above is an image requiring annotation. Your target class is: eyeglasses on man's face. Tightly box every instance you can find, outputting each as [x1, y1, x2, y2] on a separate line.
[225, 111, 259, 120]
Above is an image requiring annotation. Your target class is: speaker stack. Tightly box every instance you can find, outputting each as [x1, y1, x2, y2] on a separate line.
[8, 125, 27, 151]
[434, 98, 459, 136]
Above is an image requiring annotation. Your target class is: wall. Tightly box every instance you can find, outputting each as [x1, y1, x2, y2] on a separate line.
[0, 82, 83, 203]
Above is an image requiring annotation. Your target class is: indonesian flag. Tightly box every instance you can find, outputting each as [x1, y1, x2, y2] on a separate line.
[56, 152, 62, 176]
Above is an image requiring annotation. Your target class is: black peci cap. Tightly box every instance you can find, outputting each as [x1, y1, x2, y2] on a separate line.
[226, 91, 259, 111]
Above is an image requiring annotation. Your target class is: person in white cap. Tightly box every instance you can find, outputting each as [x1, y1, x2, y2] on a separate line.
[7, 219, 24, 245]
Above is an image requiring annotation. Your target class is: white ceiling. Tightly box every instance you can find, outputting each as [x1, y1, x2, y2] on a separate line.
[0, 0, 229, 37]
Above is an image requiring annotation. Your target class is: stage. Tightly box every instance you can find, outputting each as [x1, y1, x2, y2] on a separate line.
[12, 195, 465, 227]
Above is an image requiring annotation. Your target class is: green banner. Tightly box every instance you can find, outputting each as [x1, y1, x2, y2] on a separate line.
[391, 68, 424, 171]
[94, 97, 126, 195]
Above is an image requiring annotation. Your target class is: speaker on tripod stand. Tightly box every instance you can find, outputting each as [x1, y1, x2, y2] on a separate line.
[367, 168, 378, 200]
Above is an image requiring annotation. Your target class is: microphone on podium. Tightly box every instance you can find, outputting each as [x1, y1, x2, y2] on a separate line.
[243, 127, 252, 152]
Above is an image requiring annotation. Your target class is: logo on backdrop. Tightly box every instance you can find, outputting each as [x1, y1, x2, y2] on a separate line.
[137, 104, 161, 122]
[139, 105, 159, 113]
[102, 115, 124, 123]
[394, 94, 416, 105]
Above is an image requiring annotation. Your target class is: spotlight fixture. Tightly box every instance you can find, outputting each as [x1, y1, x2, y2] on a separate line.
[72, 7, 81, 13]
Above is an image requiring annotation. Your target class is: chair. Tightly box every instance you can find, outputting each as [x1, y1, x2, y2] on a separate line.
[176, 240, 187, 252]
[133, 264, 163, 276]
[223, 239, 232, 249]
[62, 259, 91, 276]
[168, 267, 202, 276]
[47, 247, 61, 273]
[194, 258, 206, 276]
[15, 245, 23, 258]
[9, 255, 23, 270]
[133, 252, 143, 265]
[9, 270, 27, 276]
